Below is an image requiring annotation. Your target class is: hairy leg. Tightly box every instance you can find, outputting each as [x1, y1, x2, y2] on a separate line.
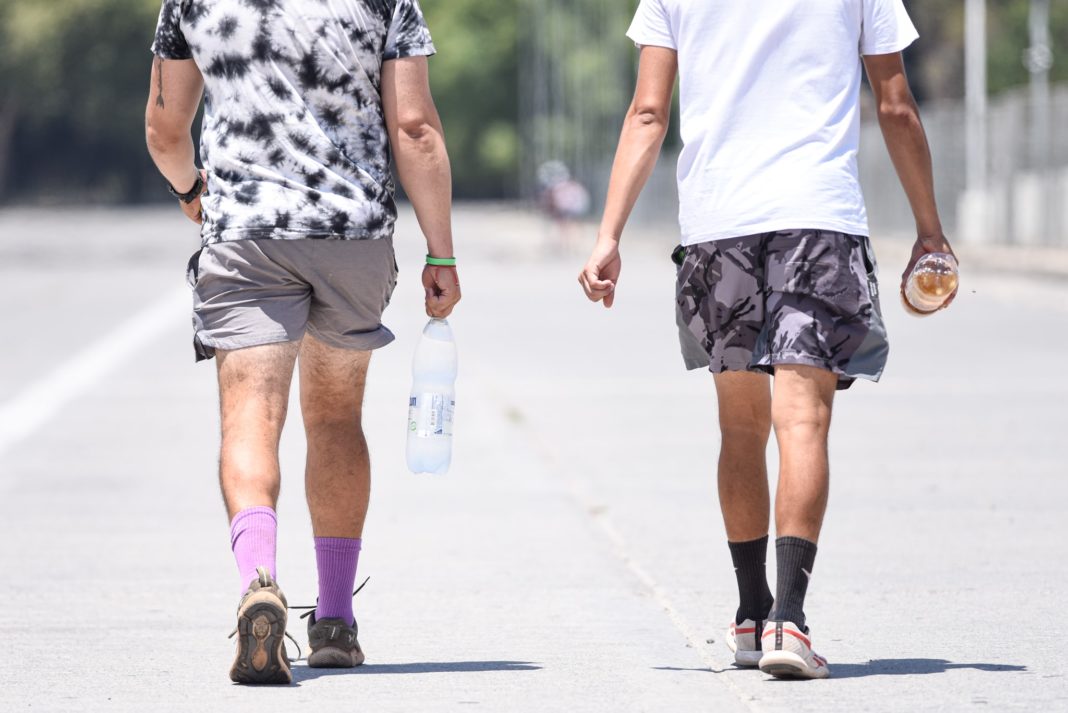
[713, 371, 773, 541]
[771, 364, 837, 542]
[299, 333, 372, 538]
[217, 341, 301, 519]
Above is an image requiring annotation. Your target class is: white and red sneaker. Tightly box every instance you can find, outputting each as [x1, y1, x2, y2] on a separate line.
[758, 620, 830, 679]
[725, 618, 765, 667]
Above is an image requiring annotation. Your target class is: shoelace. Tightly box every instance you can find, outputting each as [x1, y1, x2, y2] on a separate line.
[228, 577, 370, 664]
[290, 576, 370, 622]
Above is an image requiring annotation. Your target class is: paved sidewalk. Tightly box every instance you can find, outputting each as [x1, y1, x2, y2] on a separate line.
[1, 206, 1066, 712]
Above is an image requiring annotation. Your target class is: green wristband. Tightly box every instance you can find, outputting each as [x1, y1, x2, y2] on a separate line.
[426, 255, 457, 267]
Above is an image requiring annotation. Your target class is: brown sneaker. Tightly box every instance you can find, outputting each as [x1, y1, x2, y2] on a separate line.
[229, 567, 292, 684]
[305, 613, 365, 668]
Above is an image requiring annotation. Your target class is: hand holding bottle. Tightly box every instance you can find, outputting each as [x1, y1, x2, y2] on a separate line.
[423, 260, 461, 318]
[900, 233, 959, 315]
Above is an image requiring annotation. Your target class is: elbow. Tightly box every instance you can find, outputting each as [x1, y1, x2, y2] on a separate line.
[145, 116, 183, 154]
[628, 105, 669, 137]
[877, 97, 920, 127]
[395, 117, 438, 151]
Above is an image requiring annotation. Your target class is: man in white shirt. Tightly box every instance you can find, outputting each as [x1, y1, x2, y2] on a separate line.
[579, 0, 957, 679]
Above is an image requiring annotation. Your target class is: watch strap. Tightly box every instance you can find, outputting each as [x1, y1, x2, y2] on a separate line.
[168, 173, 205, 204]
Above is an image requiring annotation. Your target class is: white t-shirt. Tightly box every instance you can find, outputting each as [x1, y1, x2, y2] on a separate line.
[627, 0, 918, 245]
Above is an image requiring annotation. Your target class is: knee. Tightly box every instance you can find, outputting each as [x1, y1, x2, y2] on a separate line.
[220, 451, 277, 490]
[302, 398, 364, 436]
[771, 400, 831, 439]
[719, 414, 772, 450]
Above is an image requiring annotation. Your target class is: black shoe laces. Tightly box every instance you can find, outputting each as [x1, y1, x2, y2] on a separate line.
[229, 576, 370, 663]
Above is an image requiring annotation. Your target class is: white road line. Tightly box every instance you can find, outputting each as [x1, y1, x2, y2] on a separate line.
[0, 286, 189, 459]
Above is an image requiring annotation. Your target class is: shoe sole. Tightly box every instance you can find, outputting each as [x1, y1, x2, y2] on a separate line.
[725, 626, 762, 667]
[733, 650, 763, 667]
[308, 645, 366, 668]
[230, 597, 291, 685]
[759, 651, 829, 680]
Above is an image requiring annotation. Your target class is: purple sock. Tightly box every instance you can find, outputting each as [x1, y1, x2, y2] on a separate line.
[230, 506, 278, 593]
[315, 537, 362, 626]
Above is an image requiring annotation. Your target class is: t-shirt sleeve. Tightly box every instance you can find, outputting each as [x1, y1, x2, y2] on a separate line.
[150, 0, 193, 60]
[860, 0, 919, 56]
[383, 0, 436, 61]
[626, 0, 677, 50]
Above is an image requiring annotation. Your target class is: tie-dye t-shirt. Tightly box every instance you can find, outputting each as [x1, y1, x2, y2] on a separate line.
[151, 0, 435, 244]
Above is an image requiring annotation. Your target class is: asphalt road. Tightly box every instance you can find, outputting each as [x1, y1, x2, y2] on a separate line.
[1, 205, 1066, 712]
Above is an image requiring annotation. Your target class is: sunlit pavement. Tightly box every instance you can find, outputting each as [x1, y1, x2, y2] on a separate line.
[1, 205, 1065, 712]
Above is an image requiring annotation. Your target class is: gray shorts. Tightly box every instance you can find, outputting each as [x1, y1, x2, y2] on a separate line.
[674, 229, 889, 390]
[187, 238, 398, 361]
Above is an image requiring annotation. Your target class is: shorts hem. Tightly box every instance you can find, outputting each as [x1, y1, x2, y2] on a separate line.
[193, 330, 297, 362]
[686, 351, 883, 390]
[305, 323, 396, 352]
[753, 351, 883, 390]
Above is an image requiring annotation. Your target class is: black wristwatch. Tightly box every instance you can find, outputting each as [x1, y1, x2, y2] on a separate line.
[167, 173, 205, 204]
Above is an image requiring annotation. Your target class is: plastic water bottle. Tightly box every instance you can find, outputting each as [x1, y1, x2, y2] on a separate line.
[903, 252, 959, 315]
[406, 319, 457, 475]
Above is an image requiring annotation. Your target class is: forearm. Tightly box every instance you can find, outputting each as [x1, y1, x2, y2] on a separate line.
[878, 102, 942, 236]
[598, 110, 669, 242]
[146, 130, 199, 192]
[393, 123, 454, 259]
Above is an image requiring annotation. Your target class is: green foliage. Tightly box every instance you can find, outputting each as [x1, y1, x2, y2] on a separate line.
[0, 0, 1065, 203]
[987, 1, 1068, 93]
[420, 0, 519, 198]
[2, 0, 163, 200]
[905, 0, 1068, 100]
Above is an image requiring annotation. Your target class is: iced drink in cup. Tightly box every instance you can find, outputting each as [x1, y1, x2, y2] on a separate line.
[903, 252, 958, 315]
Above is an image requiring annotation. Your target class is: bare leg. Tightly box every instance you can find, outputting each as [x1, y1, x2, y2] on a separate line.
[217, 341, 301, 519]
[299, 333, 372, 538]
[771, 365, 837, 542]
[713, 371, 773, 541]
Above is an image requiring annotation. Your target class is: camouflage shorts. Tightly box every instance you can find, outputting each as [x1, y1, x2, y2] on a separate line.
[674, 229, 889, 390]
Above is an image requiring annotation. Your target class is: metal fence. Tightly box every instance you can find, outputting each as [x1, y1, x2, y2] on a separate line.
[517, 0, 632, 204]
[861, 84, 1068, 245]
[610, 84, 1068, 247]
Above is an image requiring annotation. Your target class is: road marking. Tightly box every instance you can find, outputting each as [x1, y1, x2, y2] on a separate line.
[0, 286, 188, 459]
[498, 396, 767, 713]
[567, 480, 767, 713]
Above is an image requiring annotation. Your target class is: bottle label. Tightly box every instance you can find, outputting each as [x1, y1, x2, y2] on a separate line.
[408, 393, 455, 438]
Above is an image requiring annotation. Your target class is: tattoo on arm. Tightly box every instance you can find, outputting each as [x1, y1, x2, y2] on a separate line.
[155, 57, 165, 109]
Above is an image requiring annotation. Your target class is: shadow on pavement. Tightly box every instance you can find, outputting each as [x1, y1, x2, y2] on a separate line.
[828, 659, 1028, 679]
[292, 661, 541, 682]
[653, 659, 1028, 678]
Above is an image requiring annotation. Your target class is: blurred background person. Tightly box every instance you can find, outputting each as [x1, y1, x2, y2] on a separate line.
[537, 160, 591, 254]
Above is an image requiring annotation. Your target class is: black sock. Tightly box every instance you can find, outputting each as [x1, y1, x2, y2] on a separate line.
[771, 536, 818, 631]
[727, 535, 774, 624]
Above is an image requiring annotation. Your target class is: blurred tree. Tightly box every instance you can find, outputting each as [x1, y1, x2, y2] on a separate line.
[988, 0, 1068, 92]
[420, 0, 520, 198]
[906, 0, 966, 102]
[0, 0, 1065, 204]
[1, 0, 163, 202]
[905, 0, 1068, 101]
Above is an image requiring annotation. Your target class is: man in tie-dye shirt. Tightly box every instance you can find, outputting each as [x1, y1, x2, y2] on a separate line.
[145, 0, 460, 684]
